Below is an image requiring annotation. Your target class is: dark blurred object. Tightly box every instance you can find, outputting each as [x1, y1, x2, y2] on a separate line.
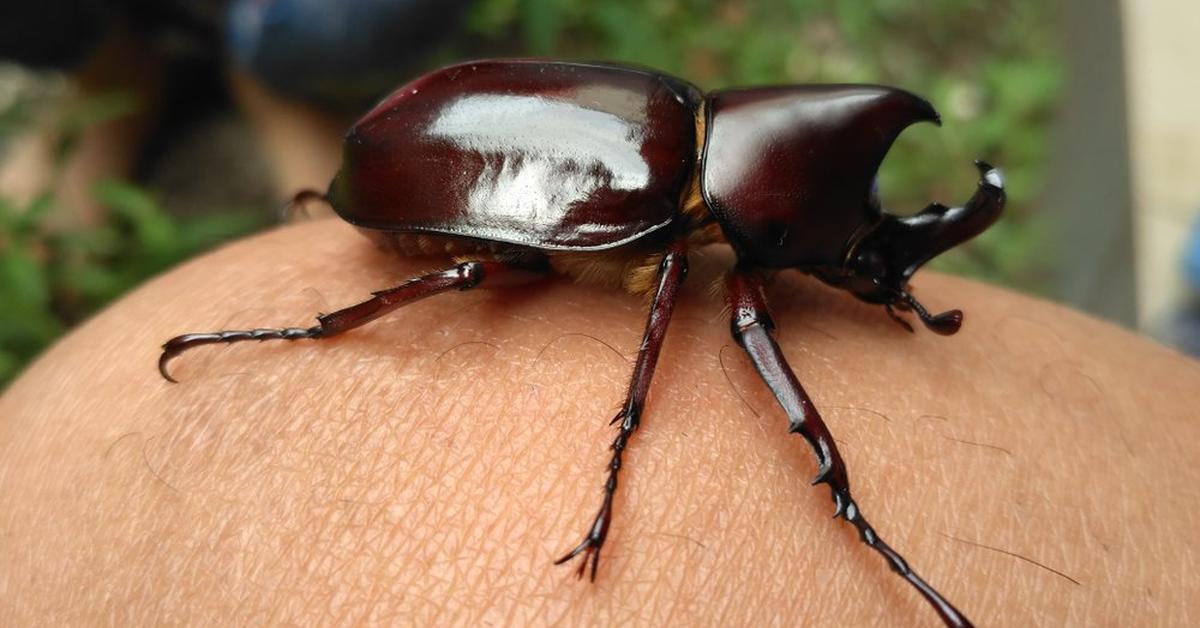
[0, 1, 110, 69]
[0, 1, 225, 69]
[226, 0, 474, 109]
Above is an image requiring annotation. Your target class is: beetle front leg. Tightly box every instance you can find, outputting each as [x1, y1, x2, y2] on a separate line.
[726, 271, 973, 628]
[158, 257, 549, 381]
[555, 242, 688, 581]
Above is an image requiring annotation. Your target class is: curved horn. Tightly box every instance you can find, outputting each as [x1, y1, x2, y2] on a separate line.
[886, 161, 1006, 279]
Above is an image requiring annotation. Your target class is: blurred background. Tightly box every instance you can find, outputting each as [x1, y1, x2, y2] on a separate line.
[0, 0, 1197, 387]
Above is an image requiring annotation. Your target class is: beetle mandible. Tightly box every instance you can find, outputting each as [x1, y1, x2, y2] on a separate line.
[159, 59, 1005, 627]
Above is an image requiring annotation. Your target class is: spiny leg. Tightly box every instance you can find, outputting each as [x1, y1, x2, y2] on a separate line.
[159, 257, 549, 381]
[555, 241, 688, 581]
[726, 271, 973, 628]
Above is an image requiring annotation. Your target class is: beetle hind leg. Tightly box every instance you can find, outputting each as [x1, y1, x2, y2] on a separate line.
[158, 256, 549, 381]
[555, 242, 688, 581]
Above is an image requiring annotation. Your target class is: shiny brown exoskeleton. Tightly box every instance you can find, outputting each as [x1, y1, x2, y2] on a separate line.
[159, 59, 1005, 627]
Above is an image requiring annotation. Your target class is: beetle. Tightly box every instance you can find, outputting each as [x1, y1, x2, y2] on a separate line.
[159, 59, 1004, 627]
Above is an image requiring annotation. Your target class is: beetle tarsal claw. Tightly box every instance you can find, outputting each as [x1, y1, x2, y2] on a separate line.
[157, 333, 217, 383]
[158, 348, 181, 383]
[554, 536, 603, 581]
[556, 490, 616, 582]
[155, 327, 325, 383]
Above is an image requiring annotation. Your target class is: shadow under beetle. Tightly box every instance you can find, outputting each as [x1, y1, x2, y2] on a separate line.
[159, 59, 1005, 627]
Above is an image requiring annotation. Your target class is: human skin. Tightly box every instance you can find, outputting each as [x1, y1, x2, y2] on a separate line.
[1, 220, 1197, 626]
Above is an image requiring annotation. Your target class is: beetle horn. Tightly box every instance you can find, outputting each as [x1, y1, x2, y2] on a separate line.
[883, 160, 1006, 279]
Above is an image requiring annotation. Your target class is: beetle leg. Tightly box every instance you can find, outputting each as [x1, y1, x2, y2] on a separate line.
[726, 270, 973, 628]
[885, 303, 915, 333]
[281, 189, 329, 222]
[555, 241, 689, 581]
[158, 257, 549, 381]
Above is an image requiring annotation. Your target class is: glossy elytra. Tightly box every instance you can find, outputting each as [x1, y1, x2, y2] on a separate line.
[160, 59, 1005, 627]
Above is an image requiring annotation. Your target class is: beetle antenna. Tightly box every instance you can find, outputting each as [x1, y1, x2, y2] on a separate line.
[898, 290, 962, 336]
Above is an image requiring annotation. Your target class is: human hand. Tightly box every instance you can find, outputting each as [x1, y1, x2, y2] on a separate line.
[2, 220, 1197, 625]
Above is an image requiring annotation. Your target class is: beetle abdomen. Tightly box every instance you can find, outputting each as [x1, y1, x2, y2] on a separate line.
[329, 60, 703, 251]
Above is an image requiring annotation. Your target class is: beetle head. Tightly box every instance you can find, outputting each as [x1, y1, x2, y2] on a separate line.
[827, 161, 1006, 335]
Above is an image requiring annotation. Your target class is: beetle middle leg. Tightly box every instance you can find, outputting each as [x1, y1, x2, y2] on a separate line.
[555, 241, 689, 581]
[158, 256, 550, 381]
[726, 270, 973, 628]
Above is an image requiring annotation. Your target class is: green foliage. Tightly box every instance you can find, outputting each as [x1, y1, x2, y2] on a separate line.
[0, 152, 265, 388]
[0, 75, 240, 385]
[0, 194, 61, 382]
[0, 77, 269, 387]
[467, 0, 1061, 288]
[0, 181, 265, 385]
[52, 91, 139, 163]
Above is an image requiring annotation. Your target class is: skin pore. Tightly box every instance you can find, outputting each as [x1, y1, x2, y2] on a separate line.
[1, 219, 1198, 626]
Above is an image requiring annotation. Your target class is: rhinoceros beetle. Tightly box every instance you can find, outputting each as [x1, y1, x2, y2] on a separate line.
[159, 59, 1005, 627]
